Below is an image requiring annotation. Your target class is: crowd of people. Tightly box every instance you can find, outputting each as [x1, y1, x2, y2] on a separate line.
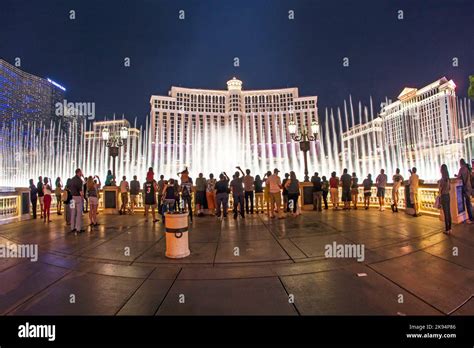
[28, 159, 474, 235]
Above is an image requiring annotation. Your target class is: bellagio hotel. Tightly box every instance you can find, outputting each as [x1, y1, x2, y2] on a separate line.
[149, 78, 319, 177]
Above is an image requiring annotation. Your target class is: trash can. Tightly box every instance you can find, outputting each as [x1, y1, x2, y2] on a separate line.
[164, 212, 190, 259]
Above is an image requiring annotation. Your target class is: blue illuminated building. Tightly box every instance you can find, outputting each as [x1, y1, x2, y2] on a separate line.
[0, 58, 65, 127]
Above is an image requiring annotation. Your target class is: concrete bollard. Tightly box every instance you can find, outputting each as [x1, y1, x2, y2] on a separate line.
[164, 212, 190, 258]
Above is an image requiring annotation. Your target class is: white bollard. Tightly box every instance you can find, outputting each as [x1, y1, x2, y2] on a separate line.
[164, 212, 190, 258]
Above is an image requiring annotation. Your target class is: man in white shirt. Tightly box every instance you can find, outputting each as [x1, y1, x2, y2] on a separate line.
[120, 176, 129, 215]
[267, 168, 285, 219]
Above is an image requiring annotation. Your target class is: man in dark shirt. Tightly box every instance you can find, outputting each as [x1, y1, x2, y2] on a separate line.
[282, 173, 290, 212]
[215, 172, 230, 218]
[311, 172, 322, 211]
[70, 168, 85, 233]
[157, 175, 165, 214]
[29, 179, 38, 219]
[37, 176, 44, 218]
[340, 168, 352, 210]
[230, 171, 245, 219]
[130, 175, 140, 214]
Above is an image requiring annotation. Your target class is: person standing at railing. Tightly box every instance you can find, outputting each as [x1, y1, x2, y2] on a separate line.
[282, 173, 290, 213]
[86, 175, 101, 227]
[285, 171, 300, 217]
[119, 176, 130, 215]
[70, 168, 85, 234]
[215, 172, 230, 218]
[408, 167, 421, 217]
[311, 172, 322, 212]
[206, 174, 217, 216]
[55, 177, 63, 216]
[243, 169, 255, 215]
[321, 176, 329, 210]
[43, 177, 53, 223]
[179, 168, 194, 222]
[362, 174, 373, 210]
[456, 159, 473, 224]
[29, 179, 38, 219]
[351, 172, 359, 210]
[105, 169, 115, 186]
[267, 168, 285, 219]
[37, 176, 44, 219]
[438, 164, 452, 234]
[376, 169, 388, 212]
[130, 175, 140, 215]
[391, 168, 404, 213]
[161, 178, 177, 222]
[195, 173, 207, 217]
[231, 168, 245, 220]
[340, 169, 352, 210]
[63, 179, 73, 226]
[143, 176, 159, 223]
[254, 175, 264, 214]
[263, 171, 271, 216]
[157, 175, 165, 216]
[329, 172, 339, 210]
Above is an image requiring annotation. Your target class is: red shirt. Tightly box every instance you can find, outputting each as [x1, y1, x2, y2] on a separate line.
[329, 177, 339, 188]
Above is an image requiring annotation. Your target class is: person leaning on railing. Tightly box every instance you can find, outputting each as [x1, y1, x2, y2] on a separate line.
[438, 164, 452, 234]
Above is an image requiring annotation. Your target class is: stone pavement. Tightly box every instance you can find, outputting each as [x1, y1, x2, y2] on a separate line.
[0, 209, 473, 315]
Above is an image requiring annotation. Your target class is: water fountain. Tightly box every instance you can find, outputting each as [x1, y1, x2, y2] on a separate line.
[0, 97, 472, 188]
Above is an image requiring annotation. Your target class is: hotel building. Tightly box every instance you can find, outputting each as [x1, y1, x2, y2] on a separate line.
[378, 77, 464, 175]
[0, 59, 66, 127]
[149, 78, 319, 177]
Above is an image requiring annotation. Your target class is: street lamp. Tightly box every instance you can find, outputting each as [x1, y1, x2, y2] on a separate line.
[102, 126, 128, 181]
[288, 117, 319, 182]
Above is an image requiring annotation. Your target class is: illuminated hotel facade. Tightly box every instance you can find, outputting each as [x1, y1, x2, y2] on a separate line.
[379, 77, 464, 175]
[149, 78, 320, 177]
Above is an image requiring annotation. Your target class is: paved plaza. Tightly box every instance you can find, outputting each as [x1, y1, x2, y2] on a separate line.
[0, 209, 473, 316]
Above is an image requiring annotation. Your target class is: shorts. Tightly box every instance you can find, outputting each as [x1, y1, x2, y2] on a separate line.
[341, 188, 351, 202]
[195, 191, 206, 205]
[121, 192, 129, 204]
[89, 196, 99, 205]
[130, 194, 138, 205]
[351, 188, 358, 195]
[364, 191, 371, 197]
[376, 187, 385, 197]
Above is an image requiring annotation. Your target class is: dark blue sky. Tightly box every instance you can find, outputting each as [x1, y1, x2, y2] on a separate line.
[1, 0, 473, 126]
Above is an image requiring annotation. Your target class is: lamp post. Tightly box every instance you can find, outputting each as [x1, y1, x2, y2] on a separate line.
[288, 118, 319, 182]
[102, 126, 128, 181]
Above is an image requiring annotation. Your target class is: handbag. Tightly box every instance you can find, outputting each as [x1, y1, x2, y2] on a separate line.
[434, 195, 441, 209]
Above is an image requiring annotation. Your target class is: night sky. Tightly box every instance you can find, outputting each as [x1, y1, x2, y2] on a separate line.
[1, 0, 473, 126]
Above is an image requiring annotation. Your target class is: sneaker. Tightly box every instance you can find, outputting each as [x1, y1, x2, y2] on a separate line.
[70, 228, 77, 233]
[466, 220, 473, 224]
[233, 213, 238, 219]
